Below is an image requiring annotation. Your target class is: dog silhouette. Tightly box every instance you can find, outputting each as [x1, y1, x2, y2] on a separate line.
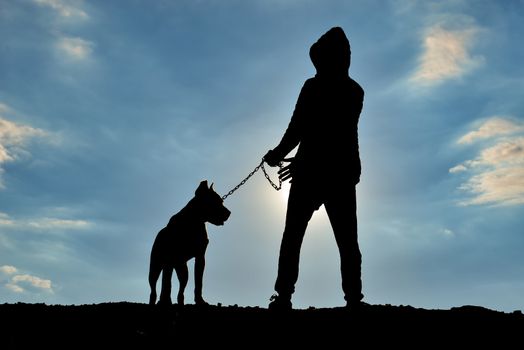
[149, 180, 231, 306]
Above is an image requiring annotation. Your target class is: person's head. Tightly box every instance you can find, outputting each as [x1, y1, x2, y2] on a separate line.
[309, 27, 350, 77]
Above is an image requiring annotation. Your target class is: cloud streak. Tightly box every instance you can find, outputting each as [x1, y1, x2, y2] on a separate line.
[33, 0, 88, 20]
[31, 1, 94, 62]
[28, 217, 91, 230]
[450, 117, 524, 206]
[0, 110, 50, 189]
[412, 24, 483, 85]
[57, 36, 94, 60]
[0, 212, 91, 231]
[458, 117, 524, 144]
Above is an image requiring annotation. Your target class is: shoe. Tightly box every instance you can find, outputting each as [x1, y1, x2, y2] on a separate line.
[268, 294, 292, 310]
[346, 300, 369, 311]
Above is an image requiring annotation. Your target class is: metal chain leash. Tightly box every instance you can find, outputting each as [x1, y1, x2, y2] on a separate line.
[221, 159, 283, 201]
[261, 161, 283, 191]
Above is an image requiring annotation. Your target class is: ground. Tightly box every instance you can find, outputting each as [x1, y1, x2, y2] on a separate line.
[1, 302, 522, 348]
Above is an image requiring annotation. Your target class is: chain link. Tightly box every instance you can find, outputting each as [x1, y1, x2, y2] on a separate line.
[221, 159, 283, 201]
[261, 161, 283, 191]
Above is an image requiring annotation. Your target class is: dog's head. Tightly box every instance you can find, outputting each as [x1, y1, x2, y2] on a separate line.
[195, 180, 231, 226]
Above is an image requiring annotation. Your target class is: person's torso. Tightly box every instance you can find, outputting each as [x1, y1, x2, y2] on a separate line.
[294, 76, 363, 182]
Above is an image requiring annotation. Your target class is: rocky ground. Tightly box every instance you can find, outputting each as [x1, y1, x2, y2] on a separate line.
[1, 302, 523, 348]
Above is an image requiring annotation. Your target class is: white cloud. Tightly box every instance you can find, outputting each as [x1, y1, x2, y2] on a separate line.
[412, 24, 483, 85]
[479, 137, 524, 166]
[6, 282, 24, 293]
[451, 116, 524, 206]
[0, 265, 18, 275]
[0, 144, 13, 163]
[0, 112, 50, 189]
[2, 266, 53, 293]
[0, 212, 91, 230]
[458, 117, 524, 144]
[12, 274, 53, 291]
[33, 0, 88, 20]
[6, 274, 53, 293]
[0, 118, 48, 154]
[460, 167, 524, 206]
[449, 164, 467, 173]
[57, 36, 94, 60]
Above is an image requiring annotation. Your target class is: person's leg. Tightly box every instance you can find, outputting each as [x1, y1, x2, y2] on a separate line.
[274, 183, 316, 300]
[324, 186, 363, 304]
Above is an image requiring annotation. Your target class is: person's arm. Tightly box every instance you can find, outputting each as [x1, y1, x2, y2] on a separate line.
[264, 80, 312, 166]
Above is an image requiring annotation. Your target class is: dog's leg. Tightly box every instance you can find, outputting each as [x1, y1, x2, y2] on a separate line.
[148, 259, 162, 305]
[194, 254, 208, 305]
[158, 267, 173, 305]
[174, 263, 188, 305]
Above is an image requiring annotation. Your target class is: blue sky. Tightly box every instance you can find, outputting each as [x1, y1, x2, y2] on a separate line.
[1, 0, 523, 311]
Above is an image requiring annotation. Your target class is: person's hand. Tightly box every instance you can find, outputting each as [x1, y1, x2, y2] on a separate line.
[278, 158, 295, 182]
[263, 149, 281, 167]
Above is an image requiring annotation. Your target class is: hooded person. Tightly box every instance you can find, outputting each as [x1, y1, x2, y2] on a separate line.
[264, 27, 365, 309]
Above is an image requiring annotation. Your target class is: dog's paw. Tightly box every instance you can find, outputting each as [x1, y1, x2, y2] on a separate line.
[177, 293, 185, 306]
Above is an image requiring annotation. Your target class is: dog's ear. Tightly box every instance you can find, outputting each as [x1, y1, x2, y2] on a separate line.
[195, 180, 209, 196]
[210, 183, 214, 191]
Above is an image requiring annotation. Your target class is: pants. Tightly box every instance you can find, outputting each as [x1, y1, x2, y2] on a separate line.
[274, 182, 362, 302]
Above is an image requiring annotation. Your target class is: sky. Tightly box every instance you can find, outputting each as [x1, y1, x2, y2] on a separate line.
[1, 0, 523, 312]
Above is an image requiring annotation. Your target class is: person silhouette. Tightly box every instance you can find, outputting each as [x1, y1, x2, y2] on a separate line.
[264, 27, 364, 310]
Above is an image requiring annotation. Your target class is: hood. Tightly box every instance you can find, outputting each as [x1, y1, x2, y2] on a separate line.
[309, 27, 350, 77]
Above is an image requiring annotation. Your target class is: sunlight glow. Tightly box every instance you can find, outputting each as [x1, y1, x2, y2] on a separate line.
[279, 181, 291, 204]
